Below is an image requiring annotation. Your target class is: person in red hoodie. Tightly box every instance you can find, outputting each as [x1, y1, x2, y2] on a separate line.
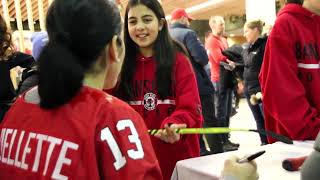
[0, 0, 162, 179]
[112, 0, 202, 179]
[259, 0, 320, 143]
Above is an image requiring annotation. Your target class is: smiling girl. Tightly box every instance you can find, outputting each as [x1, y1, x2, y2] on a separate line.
[113, 0, 202, 179]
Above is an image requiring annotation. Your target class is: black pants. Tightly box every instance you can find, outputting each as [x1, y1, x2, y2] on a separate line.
[199, 94, 223, 154]
[0, 104, 10, 123]
[214, 82, 233, 143]
[245, 95, 268, 144]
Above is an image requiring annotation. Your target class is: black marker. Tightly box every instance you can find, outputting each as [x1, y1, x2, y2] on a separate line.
[237, 150, 266, 163]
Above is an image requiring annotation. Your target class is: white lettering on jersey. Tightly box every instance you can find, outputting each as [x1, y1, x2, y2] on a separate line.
[117, 120, 144, 159]
[1, 128, 10, 163]
[0, 129, 5, 161]
[0, 128, 79, 180]
[101, 119, 144, 171]
[21, 132, 36, 170]
[101, 127, 127, 170]
[43, 136, 62, 176]
[7, 129, 17, 165]
[32, 134, 48, 172]
[14, 130, 25, 167]
[52, 141, 79, 180]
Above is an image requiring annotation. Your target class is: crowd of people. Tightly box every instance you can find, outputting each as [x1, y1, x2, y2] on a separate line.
[0, 0, 319, 179]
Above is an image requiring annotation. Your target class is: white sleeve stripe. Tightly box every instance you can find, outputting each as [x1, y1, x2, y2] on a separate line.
[128, 100, 176, 106]
[298, 63, 320, 69]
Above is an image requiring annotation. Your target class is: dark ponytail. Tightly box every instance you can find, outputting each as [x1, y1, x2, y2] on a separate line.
[38, 44, 84, 109]
[38, 0, 121, 109]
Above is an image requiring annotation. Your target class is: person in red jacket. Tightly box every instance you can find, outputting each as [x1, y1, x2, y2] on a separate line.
[205, 16, 229, 84]
[112, 0, 202, 179]
[0, 0, 162, 179]
[259, 0, 320, 143]
[205, 16, 239, 151]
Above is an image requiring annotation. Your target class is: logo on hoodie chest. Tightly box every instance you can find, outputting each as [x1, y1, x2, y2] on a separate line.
[143, 93, 157, 111]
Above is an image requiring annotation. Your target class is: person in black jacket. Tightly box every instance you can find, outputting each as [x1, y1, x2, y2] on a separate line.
[243, 20, 268, 145]
[0, 15, 35, 121]
[169, 8, 223, 155]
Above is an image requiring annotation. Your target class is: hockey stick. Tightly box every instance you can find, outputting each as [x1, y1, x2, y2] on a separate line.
[148, 127, 293, 144]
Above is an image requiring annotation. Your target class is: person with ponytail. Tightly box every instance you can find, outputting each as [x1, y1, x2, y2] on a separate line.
[242, 20, 268, 145]
[107, 0, 202, 179]
[0, 0, 162, 179]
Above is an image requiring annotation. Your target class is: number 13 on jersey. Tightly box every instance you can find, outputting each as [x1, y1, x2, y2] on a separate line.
[100, 119, 145, 170]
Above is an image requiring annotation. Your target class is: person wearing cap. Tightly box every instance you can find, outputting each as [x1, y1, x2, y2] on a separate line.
[169, 8, 223, 155]
[31, 31, 48, 61]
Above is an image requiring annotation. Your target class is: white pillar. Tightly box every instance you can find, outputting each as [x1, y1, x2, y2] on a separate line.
[26, 0, 35, 32]
[38, 0, 46, 30]
[1, 0, 11, 28]
[246, 0, 276, 26]
[14, 0, 25, 52]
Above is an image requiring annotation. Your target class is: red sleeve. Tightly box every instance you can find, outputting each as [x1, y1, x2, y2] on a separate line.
[206, 37, 227, 65]
[259, 25, 320, 140]
[95, 98, 162, 180]
[160, 54, 203, 129]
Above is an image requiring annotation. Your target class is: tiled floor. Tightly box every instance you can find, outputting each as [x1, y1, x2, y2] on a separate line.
[229, 98, 261, 150]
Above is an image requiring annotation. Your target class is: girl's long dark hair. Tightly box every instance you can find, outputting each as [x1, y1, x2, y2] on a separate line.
[0, 15, 14, 60]
[38, 0, 121, 109]
[117, 0, 187, 100]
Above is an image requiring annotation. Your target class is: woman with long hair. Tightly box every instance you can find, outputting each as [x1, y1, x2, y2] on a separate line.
[0, 15, 35, 121]
[0, 0, 162, 179]
[112, 0, 202, 179]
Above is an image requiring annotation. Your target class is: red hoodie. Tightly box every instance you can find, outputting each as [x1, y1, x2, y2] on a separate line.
[259, 4, 320, 143]
[123, 52, 202, 180]
[205, 33, 228, 82]
[0, 87, 162, 180]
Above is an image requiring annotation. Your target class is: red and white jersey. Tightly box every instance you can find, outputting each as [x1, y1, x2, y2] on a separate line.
[0, 86, 162, 180]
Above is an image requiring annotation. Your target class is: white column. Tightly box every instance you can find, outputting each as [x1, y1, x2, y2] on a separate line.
[246, 0, 276, 26]
[38, 0, 46, 30]
[14, 0, 25, 51]
[1, 0, 11, 28]
[26, 0, 35, 32]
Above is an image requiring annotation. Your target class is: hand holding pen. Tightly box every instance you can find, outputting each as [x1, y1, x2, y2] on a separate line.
[220, 151, 265, 180]
[238, 150, 266, 163]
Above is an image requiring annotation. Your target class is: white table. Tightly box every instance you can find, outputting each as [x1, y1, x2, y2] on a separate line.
[171, 141, 314, 180]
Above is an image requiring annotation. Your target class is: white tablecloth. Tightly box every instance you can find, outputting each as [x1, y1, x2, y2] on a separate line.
[171, 141, 314, 180]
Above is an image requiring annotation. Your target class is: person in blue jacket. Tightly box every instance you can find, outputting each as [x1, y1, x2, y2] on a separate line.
[169, 8, 222, 155]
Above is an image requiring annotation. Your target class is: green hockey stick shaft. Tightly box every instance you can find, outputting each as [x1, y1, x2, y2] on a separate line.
[148, 127, 293, 144]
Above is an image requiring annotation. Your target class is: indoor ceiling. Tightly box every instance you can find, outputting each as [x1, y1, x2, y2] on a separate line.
[1, 0, 245, 22]
[120, 0, 245, 20]
[0, 0, 50, 21]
